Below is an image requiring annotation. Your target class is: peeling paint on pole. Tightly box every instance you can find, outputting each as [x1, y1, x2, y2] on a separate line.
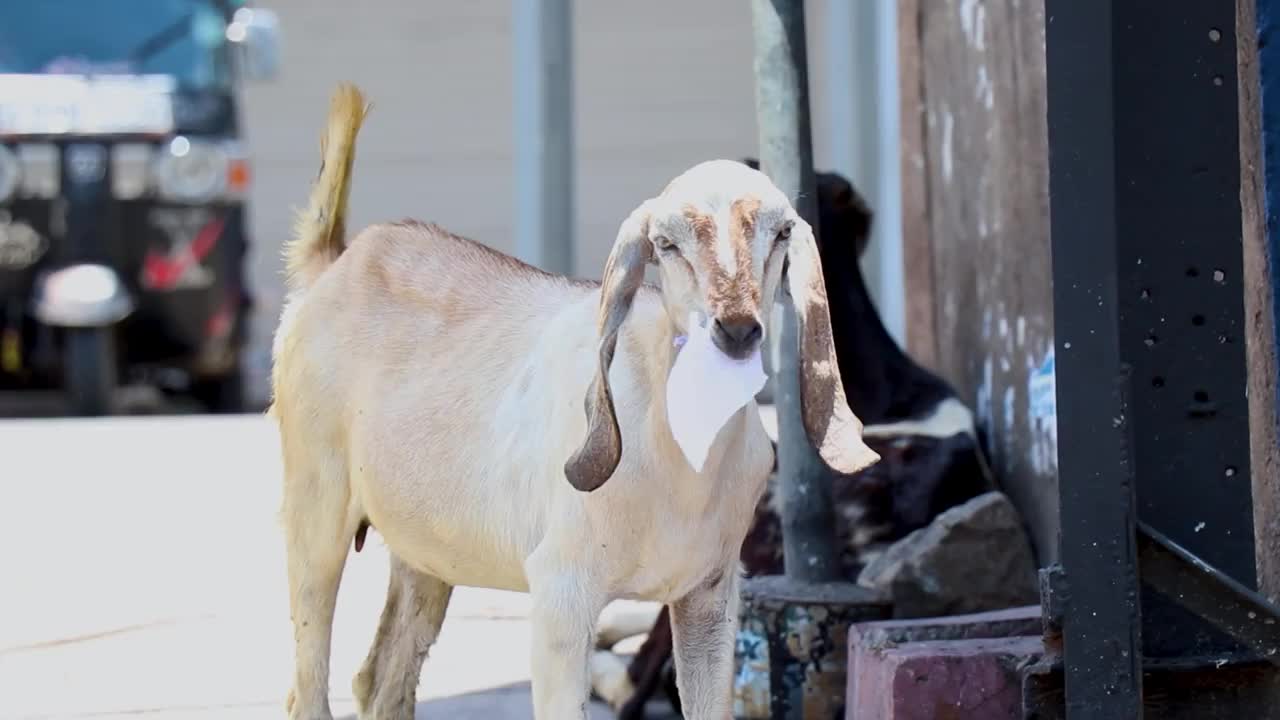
[732, 616, 772, 718]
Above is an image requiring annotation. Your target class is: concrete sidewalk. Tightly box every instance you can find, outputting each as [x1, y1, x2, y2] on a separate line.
[0, 416, 642, 719]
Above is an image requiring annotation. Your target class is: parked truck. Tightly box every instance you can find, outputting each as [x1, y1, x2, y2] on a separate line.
[0, 0, 279, 414]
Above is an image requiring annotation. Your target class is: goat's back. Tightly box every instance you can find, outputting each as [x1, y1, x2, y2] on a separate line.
[279, 220, 596, 385]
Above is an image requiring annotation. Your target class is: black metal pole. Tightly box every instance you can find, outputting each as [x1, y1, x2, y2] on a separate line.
[1044, 3, 1144, 718]
[750, 0, 840, 583]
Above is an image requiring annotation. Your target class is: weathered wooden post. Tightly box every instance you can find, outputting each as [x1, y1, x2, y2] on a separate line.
[734, 1, 891, 717]
[1243, 0, 1280, 607]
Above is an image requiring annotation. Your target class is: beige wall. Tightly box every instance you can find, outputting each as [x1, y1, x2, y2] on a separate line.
[238, 1, 849, 403]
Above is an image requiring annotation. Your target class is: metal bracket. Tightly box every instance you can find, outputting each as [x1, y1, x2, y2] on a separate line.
[1137, 522, 1280, 666]
[1038, 564, 1067, 636]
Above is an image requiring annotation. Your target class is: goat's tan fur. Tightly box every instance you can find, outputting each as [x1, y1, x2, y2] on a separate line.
[284, 83, 369, 290]
[273, 85, 877, 720]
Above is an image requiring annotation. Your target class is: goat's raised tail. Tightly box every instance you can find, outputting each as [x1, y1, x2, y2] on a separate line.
[285, 83, 369, 291]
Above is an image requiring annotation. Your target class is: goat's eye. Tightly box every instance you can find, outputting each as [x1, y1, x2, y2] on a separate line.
[654, 235, 677, 253]
[775, 225, 793, 244]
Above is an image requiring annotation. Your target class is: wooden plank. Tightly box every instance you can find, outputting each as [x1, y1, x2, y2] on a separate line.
[898, 0, 939, 372]
[1239, 0, 1280, 602]
[915, 0, 1057, 562]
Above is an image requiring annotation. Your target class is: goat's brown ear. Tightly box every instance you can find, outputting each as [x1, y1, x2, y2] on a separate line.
[785, 218, 880, 475]
[564, 202, 655, 491]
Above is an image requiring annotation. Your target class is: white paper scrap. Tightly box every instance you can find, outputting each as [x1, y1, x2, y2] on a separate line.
[666, 313, 768, 471]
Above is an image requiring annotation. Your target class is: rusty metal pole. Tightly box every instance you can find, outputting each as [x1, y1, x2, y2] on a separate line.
[732, 3, 892, 718]
[751, 0, 841, 585]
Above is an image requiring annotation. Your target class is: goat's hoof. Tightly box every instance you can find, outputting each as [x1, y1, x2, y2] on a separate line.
[359, 700, 414, 720]
[352, 668, 374, 713]
[285, 688, 334, 720]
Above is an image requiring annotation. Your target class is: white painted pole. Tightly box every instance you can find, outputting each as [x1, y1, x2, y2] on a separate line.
[821, 0, 905, 346]
[872, 0, 905, 346]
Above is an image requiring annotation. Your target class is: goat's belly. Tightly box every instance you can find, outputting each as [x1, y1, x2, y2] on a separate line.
[365, 507, 533, 592]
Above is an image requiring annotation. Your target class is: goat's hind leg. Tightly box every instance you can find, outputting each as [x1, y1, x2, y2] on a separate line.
[282, 460, 359, 720]
[353, 556, 453, 720]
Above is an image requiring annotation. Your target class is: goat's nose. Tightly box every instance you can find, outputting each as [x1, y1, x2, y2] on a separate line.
[712, 317, 763, 358]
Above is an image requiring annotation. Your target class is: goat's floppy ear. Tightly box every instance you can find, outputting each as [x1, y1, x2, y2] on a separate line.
[786, 218, 881, 475]
[564, 202, 655, 491]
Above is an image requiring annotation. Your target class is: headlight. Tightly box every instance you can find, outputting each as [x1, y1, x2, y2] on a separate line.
[17, 144, 59, 198]
[154, 136, 228, 202]
[0, 145, 19, 202]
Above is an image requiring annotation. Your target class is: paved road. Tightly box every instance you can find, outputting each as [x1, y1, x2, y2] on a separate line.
[0, 415, 661, 720]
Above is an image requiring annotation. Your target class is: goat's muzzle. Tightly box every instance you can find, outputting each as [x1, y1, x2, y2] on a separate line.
[711, 316, 763, 359]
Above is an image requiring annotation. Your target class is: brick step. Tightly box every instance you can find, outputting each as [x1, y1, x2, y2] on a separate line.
[847, 606, 1044, 720]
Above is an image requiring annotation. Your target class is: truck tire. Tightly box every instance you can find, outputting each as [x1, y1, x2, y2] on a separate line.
[65, 327, 115, 416]
[193, 365, 245, 414]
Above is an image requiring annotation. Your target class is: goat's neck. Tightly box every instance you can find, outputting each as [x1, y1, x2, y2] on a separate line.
[635, 312, 761, 483]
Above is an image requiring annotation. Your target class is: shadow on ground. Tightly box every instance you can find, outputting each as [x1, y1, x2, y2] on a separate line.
[332, 676, 691, 717]
[333, 681, 659, 720]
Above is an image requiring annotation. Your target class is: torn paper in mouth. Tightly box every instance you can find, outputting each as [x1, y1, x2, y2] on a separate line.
[666, 312, 768, 472]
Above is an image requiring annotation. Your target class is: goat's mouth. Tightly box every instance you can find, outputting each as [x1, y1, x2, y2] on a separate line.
[711, 316, 764, 360]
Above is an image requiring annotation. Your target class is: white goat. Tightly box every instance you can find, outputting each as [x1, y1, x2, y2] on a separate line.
[272, 85, 878, 720]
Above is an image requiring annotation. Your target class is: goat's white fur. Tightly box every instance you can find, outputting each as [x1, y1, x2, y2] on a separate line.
[273, 85, 876, 720]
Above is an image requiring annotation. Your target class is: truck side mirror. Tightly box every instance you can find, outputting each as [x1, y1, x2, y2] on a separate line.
[226, 7, 281, 82]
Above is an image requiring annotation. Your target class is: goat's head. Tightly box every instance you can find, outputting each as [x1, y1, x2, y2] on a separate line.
[816, 169, 874, 261]
[564, 159, 880, 492]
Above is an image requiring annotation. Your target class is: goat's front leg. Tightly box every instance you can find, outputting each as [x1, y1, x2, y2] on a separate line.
[669, 565, 739, 720]
[526, 549, 606, 720]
